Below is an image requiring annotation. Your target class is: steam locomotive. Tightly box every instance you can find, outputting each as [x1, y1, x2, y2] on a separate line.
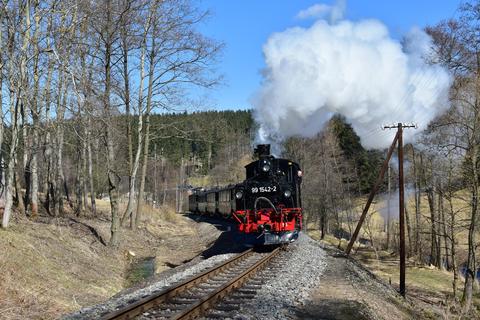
[188, 144, 303, 245]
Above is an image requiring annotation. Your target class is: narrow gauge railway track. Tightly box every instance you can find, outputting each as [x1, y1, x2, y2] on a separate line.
[102, 247, 280, 320]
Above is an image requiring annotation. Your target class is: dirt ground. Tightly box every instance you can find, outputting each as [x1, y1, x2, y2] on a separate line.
[295, 243, 425, 320]
[4, 206, 476, 320]
[0, 206, 220, 320]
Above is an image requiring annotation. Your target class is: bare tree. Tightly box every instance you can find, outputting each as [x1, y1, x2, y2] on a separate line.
[3, 0, 30, 228]
[135, 0, 223, 225]
[427, 4, 480, 309]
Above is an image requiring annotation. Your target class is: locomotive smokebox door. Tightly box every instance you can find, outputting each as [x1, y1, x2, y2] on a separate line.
[254, 144, 271, 159]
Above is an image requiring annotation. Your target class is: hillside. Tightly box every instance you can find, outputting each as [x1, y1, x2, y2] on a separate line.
[307, 189, 480, 318]
[0, 204, 220, 320]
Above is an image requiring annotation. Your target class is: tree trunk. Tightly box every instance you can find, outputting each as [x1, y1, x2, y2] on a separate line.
[207, 142, 212, 170]
[2, 1, 29, 228]
[85, 59, 96, 216]
[122, 14, 150, 227]
[153, 144, 157, 207]
[405, 206, 413, 257]
[413, 147, 421, 258]
[446, 195, 458, 299]
[30, 2, 41, 218]
[435, 186, 442, 269]
[162, 157, 167, 206]
[121, 21, 134, 224]
[122, 30, 133, 186]
[462, 144, 479, 311]
[136, 12, 158, 227]
[438, 183, 450, 270]
[104, 0, 120, 246]
[30, 124, 39, 217]
[122, 109, 143, 227]
[427, 185, 439, 267]
[75, 145, 84, 215]
[2, 97, 20, 228]
[320, 207, 326, 240]
[82, 133, 88, 213]
[179, 158, 185, 213]
[21, 100, 29, 214]
[85, 123, 96, 215]
[42, 15, 54, 214]
[54, 71, 67, 216]
[2, 133, 18, 227]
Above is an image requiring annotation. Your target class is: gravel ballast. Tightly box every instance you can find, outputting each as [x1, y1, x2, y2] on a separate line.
[64, 232, 328, 320]
[223, 233, 328, 320]
[64, 253, 236, 319]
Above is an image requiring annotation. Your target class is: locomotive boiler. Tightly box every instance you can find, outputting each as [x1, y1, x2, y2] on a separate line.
[188, 144, 303, 245]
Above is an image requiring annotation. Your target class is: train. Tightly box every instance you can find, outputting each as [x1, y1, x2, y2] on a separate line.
[188, 144, 303, 245]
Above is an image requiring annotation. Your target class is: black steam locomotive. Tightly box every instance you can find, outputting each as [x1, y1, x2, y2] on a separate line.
[188, 144, 303, 245]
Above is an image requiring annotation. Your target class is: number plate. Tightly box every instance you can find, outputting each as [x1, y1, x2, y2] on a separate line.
[251, 186, 277, 193]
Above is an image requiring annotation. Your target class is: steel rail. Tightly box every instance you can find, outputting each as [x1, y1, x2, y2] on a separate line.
[171, 247, 280, 320]
[102, 248, 254, 320]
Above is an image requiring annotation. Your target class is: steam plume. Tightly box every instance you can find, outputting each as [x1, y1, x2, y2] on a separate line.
[253, 6, 451, 150]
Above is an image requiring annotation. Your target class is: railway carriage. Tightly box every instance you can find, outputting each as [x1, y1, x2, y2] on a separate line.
[217, 186, 235, 217]
[189, 144, 303, 245]
[206, 190, 217, 215]
[196, 191, 207, 213]
[188, 192, 198, 213]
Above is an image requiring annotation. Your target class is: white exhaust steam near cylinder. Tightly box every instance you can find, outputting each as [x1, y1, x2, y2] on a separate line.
[253, 1, 452, 150]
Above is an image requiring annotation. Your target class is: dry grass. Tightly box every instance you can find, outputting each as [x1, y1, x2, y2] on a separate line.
[138, 203, 180, 224]
[0, 220, 124, 320]
[188, 176, 212, 187]
[95, 198, 181, 225]
[310, 231, 480, 318]
[322, 190, 473, 258]
[95, 199, 115, 213]
[94, 198, 114, 214]
[0, 201, 206, 319]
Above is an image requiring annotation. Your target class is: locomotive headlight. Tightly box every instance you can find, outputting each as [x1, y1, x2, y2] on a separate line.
[235, 191, 243, 199]
[284, 189, 292, 198]
[262, 164, 271, 172]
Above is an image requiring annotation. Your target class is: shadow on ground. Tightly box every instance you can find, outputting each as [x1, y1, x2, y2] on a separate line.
[295, 299, 371, 320]
[183, 213, 248, 258]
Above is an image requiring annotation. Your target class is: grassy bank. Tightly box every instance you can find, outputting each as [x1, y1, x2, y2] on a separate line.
[309, 231, 480, 318]
[0, 203, 202, 320]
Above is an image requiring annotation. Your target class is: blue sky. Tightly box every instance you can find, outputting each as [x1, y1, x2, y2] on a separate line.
[197, 0, 461, 110]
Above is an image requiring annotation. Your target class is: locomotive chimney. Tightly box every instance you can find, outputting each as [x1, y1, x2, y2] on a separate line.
[254, 144, 271, 159]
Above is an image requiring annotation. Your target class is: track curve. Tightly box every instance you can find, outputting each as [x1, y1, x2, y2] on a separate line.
[102, 247, 280, 320]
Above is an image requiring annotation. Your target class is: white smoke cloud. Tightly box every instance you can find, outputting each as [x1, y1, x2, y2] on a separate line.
[296, 0, 346, 23]
[376, 187, 415, 221]
[254, 7, 452, 150]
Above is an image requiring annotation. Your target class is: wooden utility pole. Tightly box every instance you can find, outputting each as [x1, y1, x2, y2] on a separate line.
[345, 122, 415, 298]
[398, 123, 406, 297]
[383, 123, 415, 297]
[386, 165, 391, 250]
